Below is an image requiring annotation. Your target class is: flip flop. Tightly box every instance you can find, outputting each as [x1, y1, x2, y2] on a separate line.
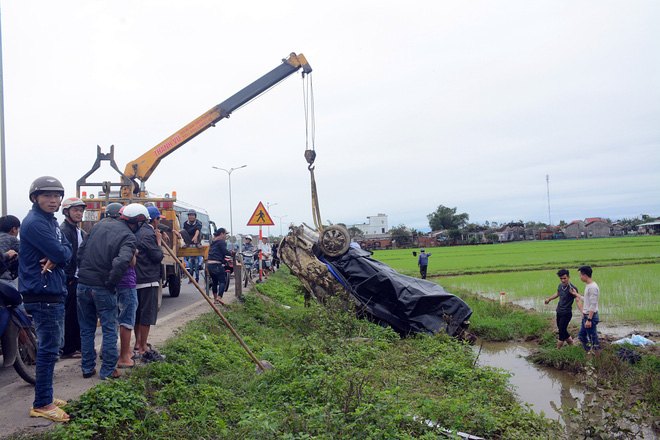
[53, 398, 67, 408]
[102, 369, 122, 380]
[117, 361, 141, 369]
[29, 406, 70, 422]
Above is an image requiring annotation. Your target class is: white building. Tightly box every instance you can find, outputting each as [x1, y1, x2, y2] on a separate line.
[350, 213, 388, 236]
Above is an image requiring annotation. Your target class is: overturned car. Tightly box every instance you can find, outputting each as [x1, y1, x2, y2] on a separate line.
[278, 224, 473, 338]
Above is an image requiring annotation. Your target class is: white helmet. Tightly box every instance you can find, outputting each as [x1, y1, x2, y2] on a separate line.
[120, 203, 150, 224]
[245, 235, 252, 241]
[61, 197, 86, 211]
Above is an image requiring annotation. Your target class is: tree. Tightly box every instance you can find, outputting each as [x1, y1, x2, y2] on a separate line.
[448, 229, 462, 244]
[427, 205, 469, 231]
[389, 224, 411, 245]
[348, 227, 362, 238]
[486, 233, 499, 243]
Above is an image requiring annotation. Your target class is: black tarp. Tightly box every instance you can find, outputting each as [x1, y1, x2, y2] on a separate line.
[323, 247, 473, 336]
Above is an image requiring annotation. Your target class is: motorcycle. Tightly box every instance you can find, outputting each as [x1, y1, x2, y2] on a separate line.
[0, 301, 38, 385]
[223, 255, 234, 292]
[240, 250, 260, 287]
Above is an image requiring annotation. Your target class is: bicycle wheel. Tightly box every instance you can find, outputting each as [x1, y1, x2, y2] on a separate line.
[14, 326, 38, 385]
[243, 267, 250, 287]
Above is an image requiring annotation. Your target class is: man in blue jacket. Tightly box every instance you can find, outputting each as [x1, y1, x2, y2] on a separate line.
[19, 176, 72, 422]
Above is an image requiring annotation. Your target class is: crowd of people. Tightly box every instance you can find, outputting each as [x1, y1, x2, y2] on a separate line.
[0, 175, 281, 423]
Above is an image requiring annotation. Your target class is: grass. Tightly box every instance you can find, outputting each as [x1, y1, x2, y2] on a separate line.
[15, 270, 563, 440]
[373, 236, 660, 326]
[375, 236, 660, 276]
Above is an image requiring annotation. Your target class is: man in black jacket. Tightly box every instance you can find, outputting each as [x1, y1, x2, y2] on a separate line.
[134, 207, 165, 362]
[76, 204, 142, 380]
[59, 197, 87, 359]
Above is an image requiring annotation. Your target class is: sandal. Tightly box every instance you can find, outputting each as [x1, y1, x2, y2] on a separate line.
[83, 368, 97, 379]
[102, 369, 122, 380]
[53, 398, 67, 408]
[29, 406, 70, 422]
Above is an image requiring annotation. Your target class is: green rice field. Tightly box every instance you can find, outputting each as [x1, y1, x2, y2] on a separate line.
[371, 236, 660, 326]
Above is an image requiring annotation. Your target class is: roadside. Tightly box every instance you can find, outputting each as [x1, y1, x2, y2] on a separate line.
[0, 279, 241, 439]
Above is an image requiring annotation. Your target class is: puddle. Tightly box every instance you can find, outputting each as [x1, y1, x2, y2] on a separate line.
[474, 341, 659, 438]
[473, 341, 583, 420]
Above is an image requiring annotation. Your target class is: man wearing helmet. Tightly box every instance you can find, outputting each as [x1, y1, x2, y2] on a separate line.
[59, 197, 87, 359]
[180, 208, 203, 248]
[134, 206, 165, 362]
[20, 176, 72, 422]
[76, 203, 141, 380]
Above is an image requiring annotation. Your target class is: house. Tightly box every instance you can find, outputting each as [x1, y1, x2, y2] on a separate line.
[563, 220, 586, 239]
[348, 213, 388, 236]
[585, 219, 609, 238]
[637, 221, 660, 235]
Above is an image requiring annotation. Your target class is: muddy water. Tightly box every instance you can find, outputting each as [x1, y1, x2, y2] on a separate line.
[474, 341, 659, 439]
[473, 341, 584, 420]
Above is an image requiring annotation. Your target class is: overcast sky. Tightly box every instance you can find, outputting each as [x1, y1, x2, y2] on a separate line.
[1, 1, 658, 235]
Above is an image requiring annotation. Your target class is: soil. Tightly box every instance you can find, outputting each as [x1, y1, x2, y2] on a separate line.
[0, 288, 239, 439]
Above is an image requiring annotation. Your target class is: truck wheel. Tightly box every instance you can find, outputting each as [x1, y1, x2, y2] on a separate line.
[168, 274, 181, 297]
[319, 225, 350, 257]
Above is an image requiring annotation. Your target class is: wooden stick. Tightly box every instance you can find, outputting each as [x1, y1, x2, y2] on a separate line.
[161, 241, 268, 372]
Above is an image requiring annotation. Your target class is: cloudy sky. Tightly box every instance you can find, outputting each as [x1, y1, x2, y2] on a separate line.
[1, 1, 658, 235]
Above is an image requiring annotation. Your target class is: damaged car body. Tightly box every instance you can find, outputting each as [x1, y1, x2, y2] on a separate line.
[279, 224, 473, 339]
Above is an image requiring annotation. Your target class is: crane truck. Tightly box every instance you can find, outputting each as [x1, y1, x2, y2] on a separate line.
[76, 52, 312, 300]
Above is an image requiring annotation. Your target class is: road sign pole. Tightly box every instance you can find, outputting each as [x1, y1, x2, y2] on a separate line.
[258, 226, 263, 281]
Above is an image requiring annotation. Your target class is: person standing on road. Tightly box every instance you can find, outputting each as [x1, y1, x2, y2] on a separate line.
[544, 269, 582, 349]
[417, 248, 432, 279]
[134, 206, 165, 363]
[76, 203, 140, 380]
[207, 227, 233, 303]
[102, 203, 141, 369]
[59, 197, 87, 360]
[258, 237, 272, 278]
[19, 176, 72, 422]
[570, 265, 601, 356]
[271, 239, 280, 271]
[0, 215, 21, 285]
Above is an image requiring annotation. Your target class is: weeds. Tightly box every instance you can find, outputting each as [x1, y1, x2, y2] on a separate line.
[20, 269, 561, 440]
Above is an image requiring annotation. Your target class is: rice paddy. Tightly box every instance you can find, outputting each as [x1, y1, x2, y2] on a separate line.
[372, 236, 660, 326]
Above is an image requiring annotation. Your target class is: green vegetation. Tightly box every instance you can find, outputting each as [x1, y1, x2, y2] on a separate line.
[374, 236, 660, 325]
[19, 271, 563, 440]
[377, 236, 660, 276]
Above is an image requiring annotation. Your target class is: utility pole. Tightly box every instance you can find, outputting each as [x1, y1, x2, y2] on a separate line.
[266, 202, 277, 238]
[546, 174, 552, 226]
[0, 12, 7, 215]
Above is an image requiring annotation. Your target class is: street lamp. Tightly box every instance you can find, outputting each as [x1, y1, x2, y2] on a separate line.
[212, 164, 247, 238]
[275, 215, 288, 237]
[266, 201, 278, 237]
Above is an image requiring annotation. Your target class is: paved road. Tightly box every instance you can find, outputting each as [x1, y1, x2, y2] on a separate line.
[0, 277, 241, 438]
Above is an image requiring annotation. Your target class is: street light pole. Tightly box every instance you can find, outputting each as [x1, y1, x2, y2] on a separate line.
[212, 165, 247, 239]
[266, 201, 278, 237]
[275, 215, 288, 237]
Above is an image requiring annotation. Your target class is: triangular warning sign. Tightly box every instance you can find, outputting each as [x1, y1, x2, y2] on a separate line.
[247, 202, 275, 226]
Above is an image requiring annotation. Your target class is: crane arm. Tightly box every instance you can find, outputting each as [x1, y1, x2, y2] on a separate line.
[123, 53, 311, 193]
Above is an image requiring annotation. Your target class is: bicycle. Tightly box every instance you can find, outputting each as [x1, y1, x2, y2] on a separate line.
[240, 251, 259, 287]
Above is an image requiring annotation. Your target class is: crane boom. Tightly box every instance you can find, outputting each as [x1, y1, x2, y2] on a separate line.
[122, 52, 311, 195]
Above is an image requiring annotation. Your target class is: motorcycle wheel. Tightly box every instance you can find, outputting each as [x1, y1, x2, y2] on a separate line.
[14, 326, 38, 385]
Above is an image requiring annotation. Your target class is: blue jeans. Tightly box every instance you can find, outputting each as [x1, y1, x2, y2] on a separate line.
[186, 257, 201, 281]
[77, 284, 118, 379]
[207, 263, 225, 296]
[578, 312, 601, 352]
[24, 301, 65, 408]
[117, 288, 138, 330]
